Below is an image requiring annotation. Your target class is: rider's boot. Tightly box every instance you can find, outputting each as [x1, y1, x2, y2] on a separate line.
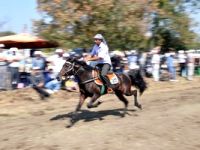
[101, 76, 114, 92]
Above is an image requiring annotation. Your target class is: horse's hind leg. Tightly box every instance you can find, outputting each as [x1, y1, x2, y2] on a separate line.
[126, 90, 142, 109]
[115, 91, 128, 108]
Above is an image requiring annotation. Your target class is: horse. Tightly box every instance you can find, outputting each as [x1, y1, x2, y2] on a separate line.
[57, 58, 147, 126]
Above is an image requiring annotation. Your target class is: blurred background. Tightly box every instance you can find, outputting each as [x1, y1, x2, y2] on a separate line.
[0, 0, 200, 52]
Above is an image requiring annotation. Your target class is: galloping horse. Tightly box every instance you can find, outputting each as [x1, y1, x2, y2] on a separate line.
[57, 58, 147, 125]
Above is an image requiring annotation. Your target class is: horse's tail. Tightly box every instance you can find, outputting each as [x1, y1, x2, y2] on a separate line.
[127, 69, 147, 95]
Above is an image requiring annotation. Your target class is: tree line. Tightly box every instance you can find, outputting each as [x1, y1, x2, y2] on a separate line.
[6, 0, 200, 52]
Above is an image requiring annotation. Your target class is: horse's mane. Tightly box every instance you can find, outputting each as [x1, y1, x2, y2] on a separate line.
[74, 59, 94, 71]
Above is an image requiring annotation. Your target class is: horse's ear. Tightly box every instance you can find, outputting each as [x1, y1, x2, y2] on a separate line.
[66, 57, 75, 62]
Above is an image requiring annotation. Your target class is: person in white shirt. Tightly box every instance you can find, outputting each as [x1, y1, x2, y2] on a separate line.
[85, 34, 113, 89]
[47, 48, 66, 75]
[186, 51, 195, 80]
[0, 44, 6, 63]
[178, 50, 187, 77]
[0, 44, 9, 90]
[7, 47, 22, 89]
[151, 46, 161, 81]
[127, 50, 139, 70]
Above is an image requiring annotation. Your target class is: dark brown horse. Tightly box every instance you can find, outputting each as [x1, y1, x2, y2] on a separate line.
[57, 58, 147, 126]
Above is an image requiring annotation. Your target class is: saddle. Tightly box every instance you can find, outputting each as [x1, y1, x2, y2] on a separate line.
[92, 70, 119, 94]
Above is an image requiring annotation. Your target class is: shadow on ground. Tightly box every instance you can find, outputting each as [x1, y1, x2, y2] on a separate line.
[50, 108, 138, 127]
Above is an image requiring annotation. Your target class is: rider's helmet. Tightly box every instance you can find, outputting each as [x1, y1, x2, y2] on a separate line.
[93, 34, 104, 40]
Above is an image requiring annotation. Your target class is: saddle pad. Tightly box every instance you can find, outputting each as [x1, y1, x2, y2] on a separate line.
[107, 73, 119, 84]
[92, 70, 119, 85]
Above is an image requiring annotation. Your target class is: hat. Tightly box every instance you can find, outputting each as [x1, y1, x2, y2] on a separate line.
[131, 50, 137, 54]
[151, 46, 161, 53]
[165, 53, 170, 57]
[0, 44, 5, 48]
[34, 51, 42, 55]
[47, 65, 54, 70]
[55, 49, 64, 53]
[178, 50, 184, 54]
[93, 34, 104, 40]
[32, 66, 40, 70]
[10, 47, 18, 52]
[63, 53, 70, 57]
[186, 49, 195, 53]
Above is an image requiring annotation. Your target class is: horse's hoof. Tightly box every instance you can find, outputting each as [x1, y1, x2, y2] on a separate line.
[87, 103, 93, 109]
[97, 100, 103, 105]
[66, 119, 75, 128]
[137, 104, 142, 110]
[92, 101, 103, 108]
[66, 124, 72, 128]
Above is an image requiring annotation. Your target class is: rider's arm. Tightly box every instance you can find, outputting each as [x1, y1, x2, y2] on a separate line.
[86, 55, 102, 61]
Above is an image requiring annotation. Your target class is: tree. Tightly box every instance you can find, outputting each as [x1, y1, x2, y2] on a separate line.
[0, 31, 16, 37]
[34, 0, 200, 52]
[142, 0, 200, 52]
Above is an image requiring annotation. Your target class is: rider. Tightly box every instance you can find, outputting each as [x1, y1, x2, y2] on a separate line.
[85, 34, 114, 89]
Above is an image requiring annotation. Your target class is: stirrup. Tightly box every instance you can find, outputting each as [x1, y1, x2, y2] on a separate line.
[107, 87, 113, 93]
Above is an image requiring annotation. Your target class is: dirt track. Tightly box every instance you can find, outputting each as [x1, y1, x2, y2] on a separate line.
[0, 77, 200, 150]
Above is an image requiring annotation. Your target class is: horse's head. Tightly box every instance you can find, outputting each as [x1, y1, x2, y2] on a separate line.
[57, 60, 75, 81]
[57, 56, 94, 81]
[57, 57, 85, 81]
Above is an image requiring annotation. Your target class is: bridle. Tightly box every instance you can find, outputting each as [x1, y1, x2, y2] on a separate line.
[61, 61, 97, 84]
[62, 61, 82, 77]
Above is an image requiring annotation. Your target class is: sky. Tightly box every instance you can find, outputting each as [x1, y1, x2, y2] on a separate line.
[0, 0, 200, 35]
[0, 0, 40, 34]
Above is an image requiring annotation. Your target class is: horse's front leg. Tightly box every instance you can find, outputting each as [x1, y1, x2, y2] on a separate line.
[87, 94, 101, 108]
[67, 93, 86, 128]
[75, 93, 87, 112]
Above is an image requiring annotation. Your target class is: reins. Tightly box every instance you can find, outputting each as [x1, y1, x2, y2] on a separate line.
[80, 77, 98, 84]
[63, 62, 75, 76]
[64, 61, 97, 85]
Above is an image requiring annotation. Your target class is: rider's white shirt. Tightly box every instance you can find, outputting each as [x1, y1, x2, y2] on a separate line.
[97, 42, 112, 65]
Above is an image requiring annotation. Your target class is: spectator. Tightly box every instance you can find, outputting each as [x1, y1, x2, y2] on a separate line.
[166, 52, 178, 81]
[0, 44, 9, 90]
[145, 52, 153, 77]
[29, 67, 50, 99]
[0, 44, 6, 63]
[127, 50, 139, 70]
[178, 50, 187, 77]
[111, 54, 123, 73]
[32, 51, 46, 71]
[65, 76, 79, 92]
[186, 50, 195, 80]
[151, 46, 161, 81]
[138, 52, 147, 76]
[7, 47, 22, 89]
[44, 65, 61, 93]
[48, 48, 65, 75]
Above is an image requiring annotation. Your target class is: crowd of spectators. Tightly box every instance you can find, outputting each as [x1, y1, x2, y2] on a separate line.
[0, 45, 72, 99]
[0, 43, 200, 99]
[110, 46, 200, 82]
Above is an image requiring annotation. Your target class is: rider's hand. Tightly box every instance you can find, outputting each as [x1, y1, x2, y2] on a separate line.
[84, 55, 90, 61]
